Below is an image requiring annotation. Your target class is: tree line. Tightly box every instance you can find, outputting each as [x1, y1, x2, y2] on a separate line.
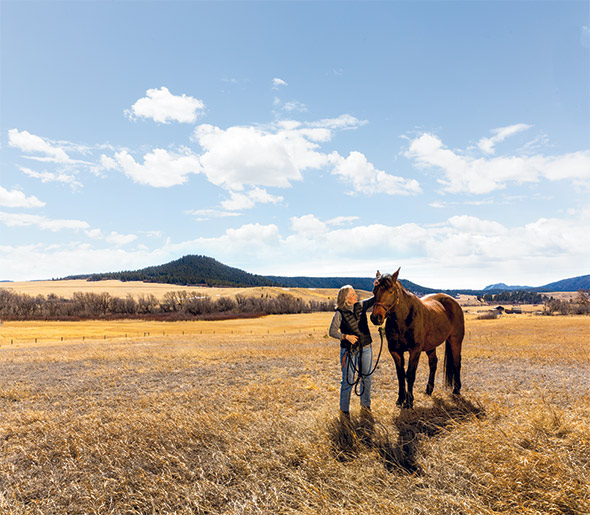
[0, 289, 335, 321]
[479, 290, 546, 304]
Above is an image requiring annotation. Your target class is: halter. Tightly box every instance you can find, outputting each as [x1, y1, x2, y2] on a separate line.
[374, 292, 400, 317]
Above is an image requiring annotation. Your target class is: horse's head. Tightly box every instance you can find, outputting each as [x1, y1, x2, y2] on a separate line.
[370, 267, 401, 326]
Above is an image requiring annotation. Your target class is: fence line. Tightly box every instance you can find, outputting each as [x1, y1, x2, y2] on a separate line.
[0, 328, 323, 347]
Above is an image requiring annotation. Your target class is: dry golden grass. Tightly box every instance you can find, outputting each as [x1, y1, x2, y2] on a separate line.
[1, 315, 589, 514]
[1, 280, 347, 303]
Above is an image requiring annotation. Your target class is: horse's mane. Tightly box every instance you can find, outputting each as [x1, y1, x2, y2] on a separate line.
[375, 274, 396, 289]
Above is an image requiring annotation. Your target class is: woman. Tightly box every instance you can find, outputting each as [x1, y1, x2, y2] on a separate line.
[329, 285, 375, 420]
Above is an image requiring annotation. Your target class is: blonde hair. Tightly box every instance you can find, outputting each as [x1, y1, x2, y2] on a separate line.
[336, 285, 355, 310]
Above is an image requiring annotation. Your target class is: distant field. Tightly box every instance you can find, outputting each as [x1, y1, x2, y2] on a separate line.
[1, 279, 349, 303]
[1, 314, 589, 513]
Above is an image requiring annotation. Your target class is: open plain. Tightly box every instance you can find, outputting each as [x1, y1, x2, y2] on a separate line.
[1, 311, 589, 514]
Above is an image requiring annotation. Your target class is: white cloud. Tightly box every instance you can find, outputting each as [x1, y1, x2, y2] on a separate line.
[220, 187, 283, 211]
[194, 124, 309, 190]
[0, 186, 45, 208]
[192, 116, 400, 194]
[105, 231, 138, 246]
[8, 129, 71, 163]
[282, 101, 308, 113]
[327, 216, 359, 226]
[0, 211, 89, 231]
[406, 132, 590, 194]
[331, 151, 422, 195]
[477, 123, 532, 154]
[113, 148, 201, 187]
[185, 209, 241, 222]
[272, 78, 288, 89]
[21, 167, 83, 189]
[126, 87, 205, 124]
[99, 154, 118, 170]
[2, 210, 588, 287]
[309, 114, 367, 130]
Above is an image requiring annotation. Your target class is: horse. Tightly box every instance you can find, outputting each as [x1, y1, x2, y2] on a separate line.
[370, 268, 465, 409]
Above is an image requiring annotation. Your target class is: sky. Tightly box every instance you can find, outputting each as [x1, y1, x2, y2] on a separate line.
[1, 0, 589, 289]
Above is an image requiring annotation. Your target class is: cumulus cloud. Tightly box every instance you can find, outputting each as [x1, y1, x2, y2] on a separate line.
[331, 151, 422, 195]
[477, 123, 532, 154]
[0, 186, 45, 208]
[0, 211, 89, 231]
[8, 129, 71, 163]
[194, 124, 309, 190]
[406, 131, 590, 194]
[192, 116, 415, 197]
[113, 148, 201, 187]
[126, 87, 205, 124]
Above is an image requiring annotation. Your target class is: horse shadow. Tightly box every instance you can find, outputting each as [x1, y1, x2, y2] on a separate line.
[327, 396, 485, 475]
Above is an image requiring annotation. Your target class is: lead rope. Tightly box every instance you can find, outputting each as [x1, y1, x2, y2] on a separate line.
[346, 326, 386, 396]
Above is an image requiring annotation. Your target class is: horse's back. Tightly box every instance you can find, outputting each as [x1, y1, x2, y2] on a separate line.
[420, 293, 465, 341]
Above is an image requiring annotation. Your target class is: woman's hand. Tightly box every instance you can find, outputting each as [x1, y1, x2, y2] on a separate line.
[344, 334, 359, 344]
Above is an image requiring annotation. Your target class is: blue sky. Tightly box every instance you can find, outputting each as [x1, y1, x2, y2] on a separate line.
[1, 0, 589, 289]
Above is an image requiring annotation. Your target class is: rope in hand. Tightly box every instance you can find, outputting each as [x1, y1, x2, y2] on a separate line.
[345, 326, 386, 397]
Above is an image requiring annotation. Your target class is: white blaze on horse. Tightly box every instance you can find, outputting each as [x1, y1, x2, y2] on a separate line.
[370, 268, 465, 409]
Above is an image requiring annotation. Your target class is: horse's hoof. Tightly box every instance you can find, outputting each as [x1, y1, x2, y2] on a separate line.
[452, 388, 461, 396]
[402, 401, 414, 409]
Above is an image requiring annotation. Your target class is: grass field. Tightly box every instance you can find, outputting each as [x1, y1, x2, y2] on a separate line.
[1, 314, 589, 514]
[0, 280, 345, 303]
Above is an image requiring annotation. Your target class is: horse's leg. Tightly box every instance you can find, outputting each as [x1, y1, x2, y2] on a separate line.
[404, 349, 421, 409]
[448, 335, 462, 395]
[425, 349, 437, 395]
[390, 350, 406, 407]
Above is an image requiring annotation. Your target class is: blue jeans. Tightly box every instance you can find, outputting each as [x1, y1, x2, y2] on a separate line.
[339, 345, 372, 412]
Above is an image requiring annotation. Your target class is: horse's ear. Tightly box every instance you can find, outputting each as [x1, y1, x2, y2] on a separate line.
[392, 267, 400, 282]
[375, 270, 381, 279]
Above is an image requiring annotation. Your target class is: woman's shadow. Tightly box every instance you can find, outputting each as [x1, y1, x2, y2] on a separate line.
[328, 396, 485, 474]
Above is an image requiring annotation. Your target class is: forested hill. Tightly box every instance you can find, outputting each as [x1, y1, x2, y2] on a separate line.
[67, 255, 276, 288]
[265, 275, 438, 295]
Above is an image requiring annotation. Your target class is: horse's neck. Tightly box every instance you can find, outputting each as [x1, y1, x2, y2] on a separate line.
[393, 283, 419, 318]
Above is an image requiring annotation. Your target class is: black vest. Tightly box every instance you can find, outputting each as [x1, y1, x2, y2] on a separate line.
[338, 302, 372, 349]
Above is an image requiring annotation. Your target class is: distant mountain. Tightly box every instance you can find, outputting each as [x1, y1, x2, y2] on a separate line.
[534, 274, 590, 292]
[64, 255, 276, 288]
[482, 275, 590, 293]
[483, 282, 532, 291]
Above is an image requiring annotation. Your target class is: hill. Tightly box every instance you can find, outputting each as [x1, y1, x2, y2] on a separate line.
[63, 255, 438, 294]
[65, 255, 276, 288]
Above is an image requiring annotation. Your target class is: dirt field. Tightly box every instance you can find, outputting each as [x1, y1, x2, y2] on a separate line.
[1, 313, 589, 514]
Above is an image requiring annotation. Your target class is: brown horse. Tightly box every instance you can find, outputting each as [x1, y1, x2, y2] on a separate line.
[370, 268, 465, 409]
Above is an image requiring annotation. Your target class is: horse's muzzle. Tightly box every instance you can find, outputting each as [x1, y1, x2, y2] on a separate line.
[370, 313, 383, 326]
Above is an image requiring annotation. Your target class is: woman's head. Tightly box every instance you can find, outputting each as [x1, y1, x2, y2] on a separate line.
[337, 285, 358, 310]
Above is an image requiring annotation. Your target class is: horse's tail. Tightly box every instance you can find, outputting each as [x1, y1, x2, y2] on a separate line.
[443, 338, 454, 389]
